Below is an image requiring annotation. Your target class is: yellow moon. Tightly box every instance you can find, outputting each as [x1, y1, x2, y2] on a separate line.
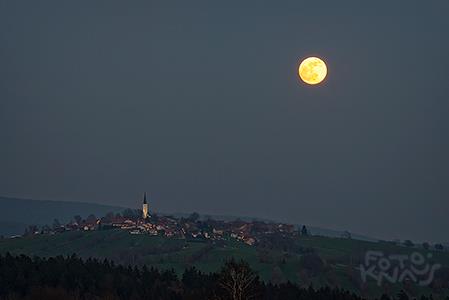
[298, 56, 327, 85]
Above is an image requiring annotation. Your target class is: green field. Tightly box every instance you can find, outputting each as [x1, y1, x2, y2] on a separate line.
[0, 230, 448, 299]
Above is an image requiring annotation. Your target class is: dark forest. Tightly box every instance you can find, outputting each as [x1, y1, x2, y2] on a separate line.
[0, 254, 446, 300]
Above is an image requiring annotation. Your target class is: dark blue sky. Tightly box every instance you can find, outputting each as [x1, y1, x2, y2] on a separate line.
[1, 1, 448, 242]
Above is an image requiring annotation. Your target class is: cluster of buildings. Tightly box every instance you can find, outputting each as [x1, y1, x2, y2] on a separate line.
[97, 193, 300, 246]
[37, 193, 302, 247]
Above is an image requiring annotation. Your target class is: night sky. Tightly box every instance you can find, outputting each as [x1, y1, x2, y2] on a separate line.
[1, 1, 448, 242]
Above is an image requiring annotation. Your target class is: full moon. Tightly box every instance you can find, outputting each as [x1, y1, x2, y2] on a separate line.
[298, 56, 327, 85]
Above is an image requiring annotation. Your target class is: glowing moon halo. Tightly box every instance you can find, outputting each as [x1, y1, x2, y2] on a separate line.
[298, 56, 327, 85]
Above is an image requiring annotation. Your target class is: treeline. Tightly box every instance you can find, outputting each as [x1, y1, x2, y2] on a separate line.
[0, 254, 446, 300]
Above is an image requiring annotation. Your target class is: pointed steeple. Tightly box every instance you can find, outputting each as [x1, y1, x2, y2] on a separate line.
[142, 192, 149, 220]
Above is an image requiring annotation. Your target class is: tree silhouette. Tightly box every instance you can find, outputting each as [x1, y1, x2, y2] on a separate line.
[52, 218, 61, 229]
[188, 212, 200, 222]
[73, 215, 82, 225]
[403, 240, 414, 247]
[301, 225, 309, 236]
[435, 243, 444, 251]
[217, 259, 259, 300]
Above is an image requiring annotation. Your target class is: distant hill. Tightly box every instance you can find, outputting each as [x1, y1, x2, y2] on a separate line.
[0, 196, 124, 237]
[306, 226, 378, 242]
[0, 197, 376, 242]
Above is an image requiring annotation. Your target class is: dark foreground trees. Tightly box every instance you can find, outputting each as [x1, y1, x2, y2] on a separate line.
[0, 253, 446, 300]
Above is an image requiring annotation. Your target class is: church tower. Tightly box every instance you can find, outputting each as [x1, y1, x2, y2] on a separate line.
[142, 192, 149, 219]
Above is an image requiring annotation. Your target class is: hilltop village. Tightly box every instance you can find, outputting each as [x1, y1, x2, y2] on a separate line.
[22, 193, 308, 247]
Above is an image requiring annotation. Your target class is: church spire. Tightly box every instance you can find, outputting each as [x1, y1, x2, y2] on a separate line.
[142, 192, 149, 219]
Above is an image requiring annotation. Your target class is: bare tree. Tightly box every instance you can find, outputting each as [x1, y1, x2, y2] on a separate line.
[217, 260, 258, 300]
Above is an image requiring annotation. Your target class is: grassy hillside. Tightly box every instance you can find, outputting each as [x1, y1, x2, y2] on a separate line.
[0, 197, 124, 236]
[0, 230, 448, 299]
